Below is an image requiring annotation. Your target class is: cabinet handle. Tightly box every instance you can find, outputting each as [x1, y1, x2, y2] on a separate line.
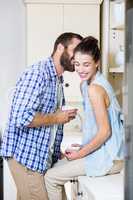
[65, 83, 70, 87]
[77, 192, 83, 196]
[70, 179, 78, 183]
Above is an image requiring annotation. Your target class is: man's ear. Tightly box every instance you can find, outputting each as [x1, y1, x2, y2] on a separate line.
[57, 43, 64, 53]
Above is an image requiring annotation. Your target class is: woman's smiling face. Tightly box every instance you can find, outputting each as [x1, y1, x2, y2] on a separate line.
[74, 52, 99, 81]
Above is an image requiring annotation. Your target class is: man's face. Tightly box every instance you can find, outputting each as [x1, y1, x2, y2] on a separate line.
[60, 38, 81, 72]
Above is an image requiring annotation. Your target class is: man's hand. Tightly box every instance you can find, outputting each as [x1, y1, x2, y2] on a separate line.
[28, 109, 77, 128]
[55, 109, 78, 124]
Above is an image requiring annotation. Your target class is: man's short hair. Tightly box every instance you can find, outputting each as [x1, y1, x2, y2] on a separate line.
[52, 32, 83, 56]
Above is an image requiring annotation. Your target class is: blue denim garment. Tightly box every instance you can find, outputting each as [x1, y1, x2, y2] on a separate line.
[81, 71, 124, 176]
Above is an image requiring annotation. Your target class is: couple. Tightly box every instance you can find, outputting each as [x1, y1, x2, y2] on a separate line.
[1, 32, 124, 200]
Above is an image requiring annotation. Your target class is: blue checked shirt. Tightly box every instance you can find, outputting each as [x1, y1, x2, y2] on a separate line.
[1, 57, 65, 173]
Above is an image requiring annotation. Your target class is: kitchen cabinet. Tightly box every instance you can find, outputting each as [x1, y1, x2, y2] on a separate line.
[24, 0, 102, 102]
[76, 174, 124, 200]
[0, 134, 3, 200]
[63, 3, 100, 102]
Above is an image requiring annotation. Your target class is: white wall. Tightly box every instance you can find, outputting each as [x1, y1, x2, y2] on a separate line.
[0, 0, 26, 132]
[0, 1, 26, 199]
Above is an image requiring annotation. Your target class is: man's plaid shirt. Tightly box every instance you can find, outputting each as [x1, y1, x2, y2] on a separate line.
[1, 57, 65, 173]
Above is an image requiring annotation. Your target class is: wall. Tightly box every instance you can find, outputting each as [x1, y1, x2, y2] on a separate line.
[0, 1, 26, 199]
[0, 0, 26, 132]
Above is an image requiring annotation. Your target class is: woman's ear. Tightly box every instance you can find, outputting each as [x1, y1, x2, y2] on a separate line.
[96, 60, 100, 71]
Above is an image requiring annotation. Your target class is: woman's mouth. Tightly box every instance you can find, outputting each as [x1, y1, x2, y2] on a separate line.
[79, 73, 88, 79]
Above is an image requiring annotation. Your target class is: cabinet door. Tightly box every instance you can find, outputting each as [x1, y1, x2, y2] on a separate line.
[64, 4, 99, 38]
[63, 4, 100, 102]
[27, 4, 63, 65]
[26, 4, 100, 102]
[63, 71, 82, 102]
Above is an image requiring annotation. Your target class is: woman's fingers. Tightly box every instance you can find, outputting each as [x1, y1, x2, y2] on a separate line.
[71, 143, 81, 147]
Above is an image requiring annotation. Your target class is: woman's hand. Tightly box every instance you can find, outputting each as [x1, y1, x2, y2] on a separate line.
[64, 149, 82, 160]
[71, 143, 82, 148]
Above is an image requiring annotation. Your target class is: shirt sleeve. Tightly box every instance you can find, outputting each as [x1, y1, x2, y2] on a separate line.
[11, 66, 46, 128]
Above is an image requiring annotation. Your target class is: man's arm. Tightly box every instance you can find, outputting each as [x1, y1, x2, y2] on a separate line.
[27, 109, 77, 128]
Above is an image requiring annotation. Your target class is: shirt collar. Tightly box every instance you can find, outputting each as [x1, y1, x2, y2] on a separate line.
[47, 57, 64, 83]
[47, 56, 57, 78]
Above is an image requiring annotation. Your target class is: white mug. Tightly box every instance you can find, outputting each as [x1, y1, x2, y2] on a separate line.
[62, 105, 78, 111]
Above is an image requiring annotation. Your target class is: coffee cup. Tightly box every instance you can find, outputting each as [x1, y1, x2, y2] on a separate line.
[62, 105, 78, 111]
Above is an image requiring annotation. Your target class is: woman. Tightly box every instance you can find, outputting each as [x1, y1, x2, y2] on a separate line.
[45, 36, 124, 200]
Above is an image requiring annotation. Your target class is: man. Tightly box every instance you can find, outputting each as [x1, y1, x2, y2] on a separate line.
[1, 32, 83, 200]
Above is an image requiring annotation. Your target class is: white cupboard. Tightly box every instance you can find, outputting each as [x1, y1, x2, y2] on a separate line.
[63, 4, 100, 102]
[25, 0, 102, 102]
[27, 4, 63, 64]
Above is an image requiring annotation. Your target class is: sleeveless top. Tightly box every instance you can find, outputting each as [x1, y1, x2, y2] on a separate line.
[81, 71, 124, 176]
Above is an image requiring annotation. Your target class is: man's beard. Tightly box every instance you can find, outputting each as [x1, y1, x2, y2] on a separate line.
[60, 50, 74, 72]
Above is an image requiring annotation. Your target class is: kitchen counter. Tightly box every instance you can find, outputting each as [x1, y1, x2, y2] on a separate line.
[77, 172, 124, 200]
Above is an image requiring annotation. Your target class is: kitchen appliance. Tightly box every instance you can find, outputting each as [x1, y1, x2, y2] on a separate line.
[125, 1, 133, 199]
[0, 132, 3, 200]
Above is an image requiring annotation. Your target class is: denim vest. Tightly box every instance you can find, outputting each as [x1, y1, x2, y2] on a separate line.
[81, 71, 124, 176]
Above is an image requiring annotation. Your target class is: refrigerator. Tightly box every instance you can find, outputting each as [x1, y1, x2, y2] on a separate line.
[125, 0, 133, 199]
[0, 133, 3, 200]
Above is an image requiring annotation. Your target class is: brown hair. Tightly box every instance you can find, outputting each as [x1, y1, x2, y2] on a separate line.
[51, 32, 83, 56]
[74, 36, 101, 63]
